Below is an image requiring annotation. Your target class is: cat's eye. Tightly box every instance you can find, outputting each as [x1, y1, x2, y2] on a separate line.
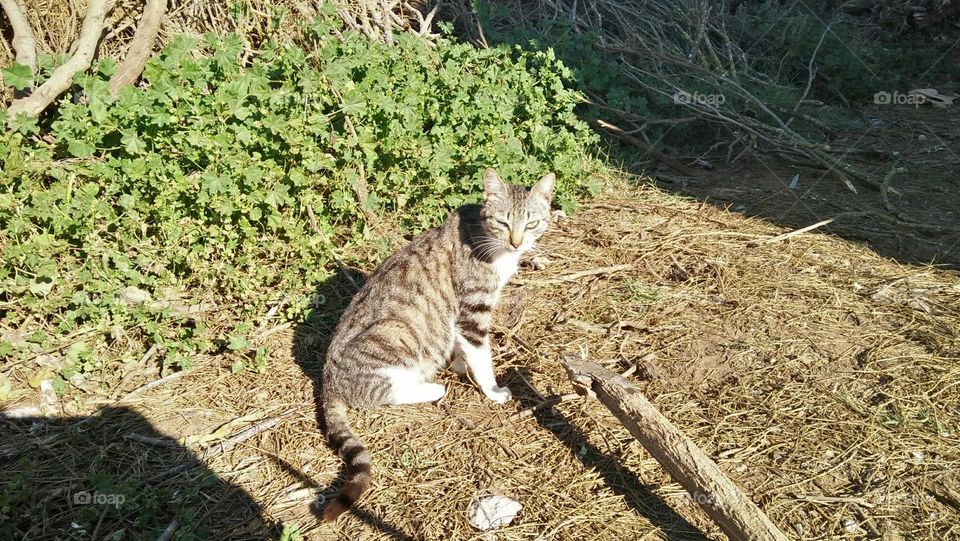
[496, 220, 511, 229]
[524, 220, 540, 230]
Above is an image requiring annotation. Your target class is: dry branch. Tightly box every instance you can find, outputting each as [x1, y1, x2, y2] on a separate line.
[6, 0, 110, 118]
[147, 410, 294, 483]
[0, 0, 37, 87]
[108, 0, 167, 96]
[758, 217, 839, 245]
[519, 263, 633, 286]
[592, 119, 696, 177]
[563, 354, 789, 541]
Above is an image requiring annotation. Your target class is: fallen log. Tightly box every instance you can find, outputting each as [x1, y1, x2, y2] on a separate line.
[562, 354, 788, 541]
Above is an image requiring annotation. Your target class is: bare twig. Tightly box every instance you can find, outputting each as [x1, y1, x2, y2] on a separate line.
[147, 410, 295, 483]
[418, 0, 442, 36]
[758, 217, 840, 245]
[253, 322, 293, 342]
[793, 493, 873, 507]
[510, 392, 581, 419]
[927, 481, 960, 513]
[125, 432, 178, 448]
[592, 119, 696, 176]
[118, 370, 189, 403]
[793, 22, 831, 113]
[880, 165, 908, 220]
[754, 207, 960, 247]
[511, 362, 640, 420]
[473, 9, 489, 48]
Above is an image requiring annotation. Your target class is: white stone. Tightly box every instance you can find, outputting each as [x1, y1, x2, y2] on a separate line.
[469, 495, 522, 530]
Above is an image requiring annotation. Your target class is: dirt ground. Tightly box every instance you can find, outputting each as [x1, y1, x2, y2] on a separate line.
[3, 169, 959, 540]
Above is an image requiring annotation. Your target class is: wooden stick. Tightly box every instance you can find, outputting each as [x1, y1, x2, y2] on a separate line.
[510, 392, 581, 420]
[6, 0, 110, 117]
[760, 217, 836, 245]
[109, 0, 167, 96]
[563, 354, 789, 541]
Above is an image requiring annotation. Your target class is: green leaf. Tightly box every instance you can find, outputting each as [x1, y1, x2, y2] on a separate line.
[340, 89, 366, 116]
[118, 193, 136, 209]
[8, 113, 39, 136]
[66, 341, 90, 364]
[97, 58, 118, 77]
[2, 62, 32, 90]
[68, 139, 96, 158]
[29, 278, 55, 297]
[254, 347, 268, 374]
[123, 131, 147, 154]
[278, 524, 302, 541]
[228, 335, 249, 351]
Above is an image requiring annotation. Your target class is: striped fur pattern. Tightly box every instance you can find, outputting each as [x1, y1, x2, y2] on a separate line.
[320, 169, 555, 521]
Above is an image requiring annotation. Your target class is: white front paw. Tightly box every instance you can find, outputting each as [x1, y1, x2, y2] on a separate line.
[484, 385, 513, 404]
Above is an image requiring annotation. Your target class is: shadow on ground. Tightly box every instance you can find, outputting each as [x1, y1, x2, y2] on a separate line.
[0, 407, 280, 540]
[504, 367, 711, 541]
[448, 2, 960, 269]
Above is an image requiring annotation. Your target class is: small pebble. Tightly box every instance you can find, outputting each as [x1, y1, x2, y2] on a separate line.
[841, 518, 863, 534]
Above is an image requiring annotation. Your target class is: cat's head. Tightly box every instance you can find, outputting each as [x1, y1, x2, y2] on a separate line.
[479, 168, 555, 255]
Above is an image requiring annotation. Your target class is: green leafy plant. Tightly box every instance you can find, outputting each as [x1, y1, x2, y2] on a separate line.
[0, 15, 599, 397]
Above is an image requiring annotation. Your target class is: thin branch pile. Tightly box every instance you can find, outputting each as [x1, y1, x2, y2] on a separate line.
[466, 0, 888, 192]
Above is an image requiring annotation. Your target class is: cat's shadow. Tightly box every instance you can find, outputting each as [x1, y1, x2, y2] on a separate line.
[292, 266, 421, 541]
[504, 367, 712, 540]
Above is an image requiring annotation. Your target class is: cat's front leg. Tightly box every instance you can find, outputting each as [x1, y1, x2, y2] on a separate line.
[455, 334, 512, 404]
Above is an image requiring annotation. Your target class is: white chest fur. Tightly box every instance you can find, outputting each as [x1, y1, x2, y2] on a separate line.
[492, 252, 521, 289]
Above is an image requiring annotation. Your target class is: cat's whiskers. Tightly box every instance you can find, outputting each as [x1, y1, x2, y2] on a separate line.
[473, 238, 507, 261]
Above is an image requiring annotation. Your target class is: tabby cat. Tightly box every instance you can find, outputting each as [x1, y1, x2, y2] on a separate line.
[320, 168, 555, 521]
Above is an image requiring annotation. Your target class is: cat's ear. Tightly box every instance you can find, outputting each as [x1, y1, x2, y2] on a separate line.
[483, 168, 508, 200]
[530, 172, 556, 201]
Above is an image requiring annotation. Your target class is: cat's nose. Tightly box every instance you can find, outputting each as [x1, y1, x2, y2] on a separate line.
[509, 233, 523, 249]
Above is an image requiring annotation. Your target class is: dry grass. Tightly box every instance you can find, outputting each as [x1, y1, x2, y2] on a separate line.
[2, 179, 959, 540]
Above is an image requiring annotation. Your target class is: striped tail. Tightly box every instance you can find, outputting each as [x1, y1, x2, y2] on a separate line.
[321, 398, 372, 522]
